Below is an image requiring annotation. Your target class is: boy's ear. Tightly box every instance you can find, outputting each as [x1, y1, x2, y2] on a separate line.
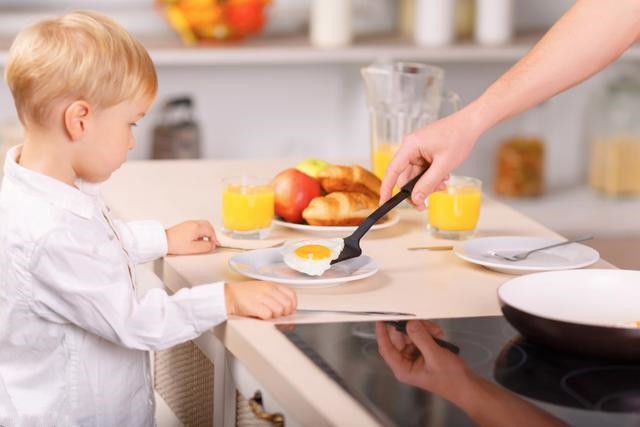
[63, 100, 91, 141]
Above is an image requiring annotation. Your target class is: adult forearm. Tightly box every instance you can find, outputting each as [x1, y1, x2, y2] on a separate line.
[466, 0, 640, 135]
[459, 376, 568, 427]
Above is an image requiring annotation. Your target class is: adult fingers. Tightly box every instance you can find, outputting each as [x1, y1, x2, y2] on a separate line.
[375, 322, 411, 372]
[422, 321, 445, 339]
[379, 141, 420, 203]
[388, 325, 409, 351]
[405, 320, 441, 359]
[410, 160, 450, 206]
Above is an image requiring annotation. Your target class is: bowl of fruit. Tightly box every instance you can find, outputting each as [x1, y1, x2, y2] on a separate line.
[157, 0, 271, 45]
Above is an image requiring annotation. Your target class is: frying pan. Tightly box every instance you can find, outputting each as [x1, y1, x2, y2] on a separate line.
[498, 269, 640, 360]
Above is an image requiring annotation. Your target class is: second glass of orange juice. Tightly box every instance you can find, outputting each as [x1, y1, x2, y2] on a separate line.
[221, 177, 274, 239]
[427, 176, 482, 240]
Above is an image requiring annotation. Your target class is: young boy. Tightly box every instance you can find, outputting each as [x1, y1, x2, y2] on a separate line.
[0, 11, 297, 426]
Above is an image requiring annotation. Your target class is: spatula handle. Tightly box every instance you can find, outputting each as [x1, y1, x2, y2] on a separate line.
[350, 166, 430, 242]
[399, 167, 430, 195]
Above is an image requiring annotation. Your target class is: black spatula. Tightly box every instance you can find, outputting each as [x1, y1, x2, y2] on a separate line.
[330, 166, 430, 265]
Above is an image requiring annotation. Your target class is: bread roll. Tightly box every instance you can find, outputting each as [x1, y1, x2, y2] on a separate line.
[302, 191, 379, 226]
[317, 165, 381, 199]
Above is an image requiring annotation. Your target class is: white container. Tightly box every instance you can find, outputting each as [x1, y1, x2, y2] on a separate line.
[475, 0, 513, 45]
[414, 0, 456, 47]
[310, 0, 352, 48]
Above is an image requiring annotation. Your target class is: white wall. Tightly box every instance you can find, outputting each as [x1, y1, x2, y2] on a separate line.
[0, 0, 629, 191]
[125, 58, 616, 193]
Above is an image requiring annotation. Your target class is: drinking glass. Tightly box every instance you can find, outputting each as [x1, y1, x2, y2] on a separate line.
[221, 176, 274, 239]
[426, 176, 482, 240]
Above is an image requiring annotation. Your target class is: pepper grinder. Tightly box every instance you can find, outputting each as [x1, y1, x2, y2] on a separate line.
[151, 96, 201, 160]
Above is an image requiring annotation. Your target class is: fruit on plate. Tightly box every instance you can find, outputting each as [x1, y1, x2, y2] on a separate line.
[295, 159, 330, 178]
[271, 168, 322, 223]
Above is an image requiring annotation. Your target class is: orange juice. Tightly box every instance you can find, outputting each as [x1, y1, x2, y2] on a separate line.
[427, 176, 482, 239]
[222, 184, 274, 232]
[428, 188, 481, 231]
[372, 143, 399, 180]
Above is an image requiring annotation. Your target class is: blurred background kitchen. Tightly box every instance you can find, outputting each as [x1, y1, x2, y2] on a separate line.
[0, 0, 639, 268]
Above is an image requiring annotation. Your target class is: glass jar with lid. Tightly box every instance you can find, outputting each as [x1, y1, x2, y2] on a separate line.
[494, 103, 546, 197]
[586, 71, 640, 196]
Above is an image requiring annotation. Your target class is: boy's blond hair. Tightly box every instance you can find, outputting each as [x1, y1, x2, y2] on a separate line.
[5, 10, 157, 128]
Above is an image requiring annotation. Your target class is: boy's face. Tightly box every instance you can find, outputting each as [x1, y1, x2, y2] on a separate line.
[74, 96, 153, 183]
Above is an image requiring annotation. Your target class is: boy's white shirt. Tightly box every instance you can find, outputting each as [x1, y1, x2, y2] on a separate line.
[0, 146, 227, 426]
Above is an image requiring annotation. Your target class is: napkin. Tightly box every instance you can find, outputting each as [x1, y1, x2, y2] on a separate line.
[216, 233, 284, 251]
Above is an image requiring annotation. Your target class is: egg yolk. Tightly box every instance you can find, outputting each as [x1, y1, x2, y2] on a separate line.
[294, 244, 332, 260]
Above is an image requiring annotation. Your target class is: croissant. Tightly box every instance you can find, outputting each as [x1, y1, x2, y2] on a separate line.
[302, 191, 379, 226]
[317, 165, 381, 199]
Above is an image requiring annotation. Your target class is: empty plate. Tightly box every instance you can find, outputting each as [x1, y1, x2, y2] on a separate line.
[454, 236, 600, 275]
[228, 247, 378, 287]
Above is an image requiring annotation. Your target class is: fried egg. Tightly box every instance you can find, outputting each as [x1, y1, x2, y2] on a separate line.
[282, 238, 344, 276]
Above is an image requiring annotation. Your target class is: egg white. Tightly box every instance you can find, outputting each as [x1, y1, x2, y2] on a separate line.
[282, 238, 344, 276]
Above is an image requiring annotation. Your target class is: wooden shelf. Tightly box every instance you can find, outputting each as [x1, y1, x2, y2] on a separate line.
[1, 32, 639, 66]
[141, 33, 539, 66]
[143, 33, 640, 66]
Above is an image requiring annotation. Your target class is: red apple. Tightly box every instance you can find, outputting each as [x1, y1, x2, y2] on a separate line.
[272, 168, 322, 223]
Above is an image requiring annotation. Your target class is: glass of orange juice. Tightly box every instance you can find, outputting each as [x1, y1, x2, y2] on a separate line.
[221, 177, 274, 239]
[426, 176, 482, 240]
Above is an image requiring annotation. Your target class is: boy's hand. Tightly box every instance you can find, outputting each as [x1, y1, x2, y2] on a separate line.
[166, 220, 218, 255]
[225, 281, 297, 320]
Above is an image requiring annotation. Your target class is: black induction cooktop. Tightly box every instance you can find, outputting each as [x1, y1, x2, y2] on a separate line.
[277, 316, 640, 427]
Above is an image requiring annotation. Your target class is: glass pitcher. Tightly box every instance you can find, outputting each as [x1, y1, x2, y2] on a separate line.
[361, 62, 461, 181]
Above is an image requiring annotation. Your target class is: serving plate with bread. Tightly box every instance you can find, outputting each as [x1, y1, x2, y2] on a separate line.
[274, 211, 399, 232]
[274, 164, 400, 232]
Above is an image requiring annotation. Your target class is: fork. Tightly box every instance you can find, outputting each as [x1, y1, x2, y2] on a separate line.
[331, 166, 430, 265]
[488, 235, 593, 262]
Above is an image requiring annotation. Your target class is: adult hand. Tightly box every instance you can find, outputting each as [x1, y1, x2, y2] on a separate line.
[225, 281, 297, 319]
[376, 320, 569, 427]
[379, 110, 480, 209]
[375, 319, 473, 404]
[166, 220, 218, 255]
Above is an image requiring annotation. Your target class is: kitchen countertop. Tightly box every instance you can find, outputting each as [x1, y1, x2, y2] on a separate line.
[102, 159, 612, 426]
[493, 186, 640, 238]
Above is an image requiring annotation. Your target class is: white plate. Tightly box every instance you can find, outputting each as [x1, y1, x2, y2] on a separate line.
[228, 247, 378, 287]
[498, 269, 640, 329]
[273, 211, 400, 233]
[454, 236, 600, 275]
